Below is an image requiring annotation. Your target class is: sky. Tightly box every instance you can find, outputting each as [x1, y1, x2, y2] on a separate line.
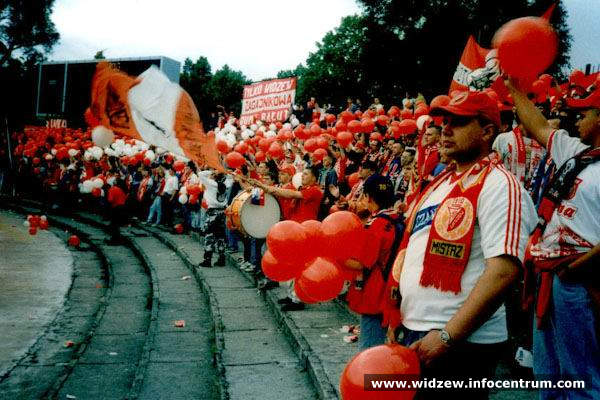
[48, 0, 600, 81]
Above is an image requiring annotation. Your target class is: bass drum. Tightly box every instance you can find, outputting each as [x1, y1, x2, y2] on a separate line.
[226, 191, 281, 238]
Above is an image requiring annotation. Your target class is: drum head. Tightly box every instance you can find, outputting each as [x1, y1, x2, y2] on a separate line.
[240, 193, 281, 238]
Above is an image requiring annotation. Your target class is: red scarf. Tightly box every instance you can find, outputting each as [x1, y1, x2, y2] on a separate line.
[394, 156, 497, 294]
[137, 176, 151, 202]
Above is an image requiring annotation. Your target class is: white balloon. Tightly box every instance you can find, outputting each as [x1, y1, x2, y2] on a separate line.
[91, 126, 115, 148]
[107, 177, 116, 186]
[23, 220, 30, 227]
[40, 215, 47, 221]
[240, 124, 247, 130]
[84, 150, 93, 161]
[241, 130, 251, 140]
[291, 118, 300, 127]
[145, 149, 156, 161]
[155, 147, 166, 154]
[92, 147, 104, 160]
[269, 123, 276, 131]
[51, 149, 57, 156]
[250, 124, 258, 131]
[178, 194, 188, 204]
[258, 125, 266, 132]
[292, 172, 302, 189]
[68, 149, 79, 157]
[225, 133, 237, 148]
[44, 154, 53, 161]
[82, 180, 94, 193]
[179, 186, 187, 195]
[264, 130, 276, 139]
[283, 123, 292, 130]
[93, 178, 104, 189]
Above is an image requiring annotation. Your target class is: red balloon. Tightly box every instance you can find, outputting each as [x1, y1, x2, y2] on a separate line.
[268, 142, 284, 160]
[321, 211, 363, 260]
[316, 136, 329, 150]
[173, 160, 185, 172]
[387, 106, 400, 118]
[340, 344, 420, 400]
[68, 235, 80, 247]
[294, 126, 308, 140]
[313, 148, 327, 162]
[325, 113, 336, 124]
[400, 109, 413, 120]
[310, 123, 322, 137]
[234, 141, 249, 154]
[304, 138, 318, 153]
[258, 138, 271, 152]
[300, 220, 324, 254]
[29, 226, 37, 235]
[187, 184, 203, 196]
[225, 152, 246, 169]
[335, 120, 347, 132]
[91, 187, 102, 197]
[296, 257, 344, 302]
[174, 223, 184, 234]
[414, 106, 429, 120]
[39, 219, 49, 230]
[347, 120, 361, 134]
[376, 115, 389, 127]
[255, 150, 266, 163]
[347, 172, 360, 189]
[493, 16, 558, 78]
[266, 221, 308, 265]
[294, 279, 319, 304]
[217, 140, 230, 154]
[341, 110, 355, 123]
[336, 131, 353, 148]
[361, 118, 375, 133]
[261, 250, 305, 282]
[398, 119, 417, 135]
[32, 157, 40, 165]
[366, 109, 376, 119]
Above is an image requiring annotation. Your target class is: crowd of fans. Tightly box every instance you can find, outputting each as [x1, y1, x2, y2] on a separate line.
[2, 69, 599, 399]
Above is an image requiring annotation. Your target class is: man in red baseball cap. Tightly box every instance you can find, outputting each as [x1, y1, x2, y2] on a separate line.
[387, 90, 536, 399]
[507, 79, 600, 399]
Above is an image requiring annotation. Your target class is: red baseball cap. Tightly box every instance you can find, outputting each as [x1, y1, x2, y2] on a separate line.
[430, 90, 501, 129]
[566, 86, 600, 110]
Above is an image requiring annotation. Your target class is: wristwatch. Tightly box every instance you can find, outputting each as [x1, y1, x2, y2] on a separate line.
[439, 329, 453, 347]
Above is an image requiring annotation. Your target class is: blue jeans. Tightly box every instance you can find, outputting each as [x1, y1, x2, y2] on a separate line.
[399, 326, 504, 400]
[147, 196, 162, 224]
[533, 276, 600, 399]
[359, 314, 386, 350]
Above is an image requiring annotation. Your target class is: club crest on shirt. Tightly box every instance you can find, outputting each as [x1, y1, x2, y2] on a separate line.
[434, 197, 474, 241]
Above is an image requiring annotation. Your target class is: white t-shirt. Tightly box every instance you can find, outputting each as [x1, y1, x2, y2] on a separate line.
[198, 170, 233, 209]
[493, 130, 546, 192]
[530, 130, 600, 259]
[400, 166, 537, 343]
[163, 174, 179, 195]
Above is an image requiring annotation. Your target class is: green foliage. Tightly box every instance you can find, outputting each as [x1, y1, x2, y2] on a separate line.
[0, 0, 59, 66]
[179, 57, 250, 120]
[94, 50, 105, 60]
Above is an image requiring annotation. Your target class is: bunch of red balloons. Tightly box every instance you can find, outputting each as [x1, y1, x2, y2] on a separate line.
[262, 211, 365, 303]
[24, 214, 49, 235]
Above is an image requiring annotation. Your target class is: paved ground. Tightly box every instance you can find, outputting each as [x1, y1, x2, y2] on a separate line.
[0, 199, 539, 399]
[0, 212, 73, 379]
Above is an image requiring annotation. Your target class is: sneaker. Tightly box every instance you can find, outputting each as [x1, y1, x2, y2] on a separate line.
[258, 279, 279, 291]
[277, 297, 293, 305]
[281, 302, 305, 312]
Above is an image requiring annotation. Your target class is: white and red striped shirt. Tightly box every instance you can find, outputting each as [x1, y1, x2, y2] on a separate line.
[400, 163, 537, 344]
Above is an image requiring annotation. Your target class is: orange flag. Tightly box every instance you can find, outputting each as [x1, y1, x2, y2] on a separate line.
[87, 62, 222, 171]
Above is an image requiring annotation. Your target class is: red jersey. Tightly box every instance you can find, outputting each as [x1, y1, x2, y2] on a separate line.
[346, 211, 398, 315]
[278, 182, 296, 220]
[107, 186, 127, 207]
[287, 184, 323, 223]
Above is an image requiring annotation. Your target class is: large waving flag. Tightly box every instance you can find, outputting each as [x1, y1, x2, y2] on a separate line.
[87, 62, 222, 170]
[449, 35, 499, 93]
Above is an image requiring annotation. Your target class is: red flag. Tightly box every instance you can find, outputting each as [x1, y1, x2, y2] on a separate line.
[541, 3, 556, 21]
[449, 35, 497, 93]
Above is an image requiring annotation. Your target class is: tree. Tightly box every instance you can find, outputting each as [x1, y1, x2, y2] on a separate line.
[354, 0, 571, 99]
[0, 0, 59, 66]
[94, 50, 106, 60]
[206, 64, 251, 116]
[180, 56, 213, 119]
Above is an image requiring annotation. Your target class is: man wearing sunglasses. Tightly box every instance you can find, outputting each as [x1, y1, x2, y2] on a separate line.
[390, 90, 537, 399]
[507, 79, 600, 399]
